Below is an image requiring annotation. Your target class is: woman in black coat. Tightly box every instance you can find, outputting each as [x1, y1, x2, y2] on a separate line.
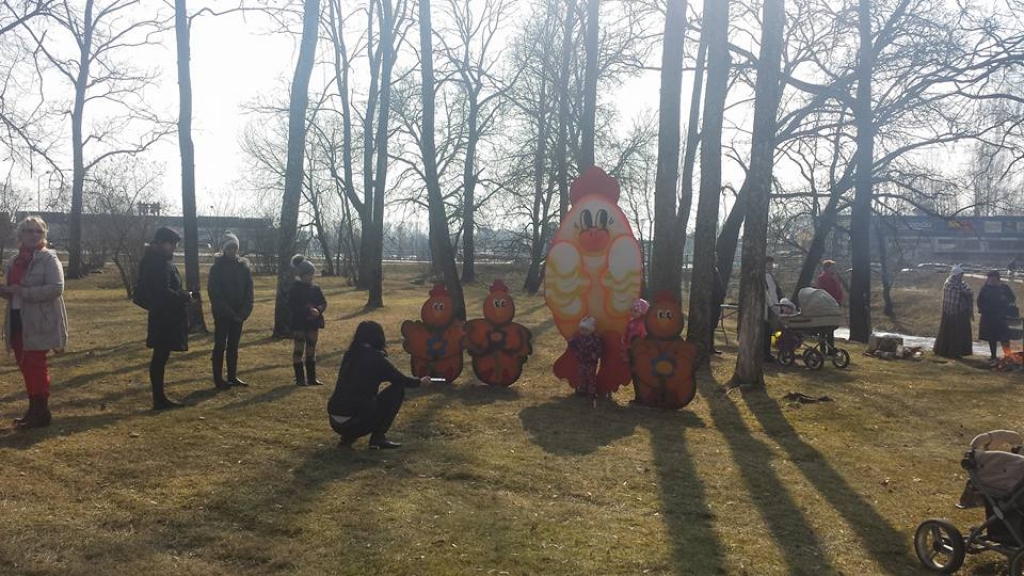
[978, 269, 1017, 363]
[136, 227, 194, 409]
[328, 321, 431, 450]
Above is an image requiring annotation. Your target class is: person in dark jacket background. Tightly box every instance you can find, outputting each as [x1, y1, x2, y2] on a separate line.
[207, 232, 254, 389]
[288, 254, 327, 386]
[978, 269, 1016, 363]
[328, 321, 431, 449]
[137, 227, 194, 410]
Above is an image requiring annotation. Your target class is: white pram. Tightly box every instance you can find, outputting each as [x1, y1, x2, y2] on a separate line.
[915, 430, 1024, 574]
[773, 288, 849, 370]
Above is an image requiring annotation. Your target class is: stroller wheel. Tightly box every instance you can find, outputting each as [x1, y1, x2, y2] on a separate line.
[914, 519, 965, 573]
[832, 349, 851, 369]
[803, 348, 825, 370]
[778, 349, 795, 367]
[1011, 549, 1024, 576]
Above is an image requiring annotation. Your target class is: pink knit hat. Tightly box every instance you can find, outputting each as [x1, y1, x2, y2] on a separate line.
[631, 298, 650, 316]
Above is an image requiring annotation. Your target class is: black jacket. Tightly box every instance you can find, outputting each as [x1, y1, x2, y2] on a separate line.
[328, 345, 420, 416]
[978, 283, 1016, 342]
[207, 254, 254, 321]
[288, 281, 327, 331]
[138, 246, 191, 351]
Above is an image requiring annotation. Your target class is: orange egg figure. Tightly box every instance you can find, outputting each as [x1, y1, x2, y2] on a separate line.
[401, 285, 465, 381]
[464, 280, 533, 386]
[546, 167, 643, 394]
[629, 292, 698, 409]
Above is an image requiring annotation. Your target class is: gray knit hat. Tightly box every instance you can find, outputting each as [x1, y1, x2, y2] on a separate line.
[291, 254, 316, 276]
[221, 232, 239, 252]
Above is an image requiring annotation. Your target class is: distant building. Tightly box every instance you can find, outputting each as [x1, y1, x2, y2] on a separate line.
[872, 214, 1024, 265]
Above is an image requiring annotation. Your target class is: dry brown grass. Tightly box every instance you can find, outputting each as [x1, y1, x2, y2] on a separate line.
[0, 263, 1020, 575]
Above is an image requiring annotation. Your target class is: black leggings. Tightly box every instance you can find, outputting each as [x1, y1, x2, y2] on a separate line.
[150, 348, 171, 400]
[989, 340, 1009, 359]
[329, 384, 405, 441]
[213, 318, 243, 354]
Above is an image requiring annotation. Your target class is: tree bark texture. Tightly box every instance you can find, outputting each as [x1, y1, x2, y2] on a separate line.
[685, 0, 730, 358]
[366, 0, 396, 310]
[419, 0, 466, 319]
[67, 0, 95, 279]
[175, 0, 207, 333]
[649, 0, 687, 301]
[732, 0, 785, 387]
[848, 0, 874, 343]
[555, 0, 574, 221]
[579, 0, 598, 170]
[677, 30, 707, 260]
[273, 0, 321, 336]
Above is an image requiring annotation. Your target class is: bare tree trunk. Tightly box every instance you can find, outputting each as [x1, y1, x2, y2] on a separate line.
[715, 181, 747, 289]
[461, 98, 479, 283]
[67, 0, 95, 279]
[523, 77, 551, 295]
[848, 0, 874, 343]
[579, 0, 598, 170]
[677, 30, 707, 258]
[793, 187, 843, 298]
[273, 0, 320, 336]
[685, 0, 730, 359]
[366, 0, 397, 310]
[175, 0, 207, 333]
[876, 218, 894, 316]
[732, 0, 785, 387]
[419, 0, 466, 319]
[555, 0, 574, 221]
[650, 0, 688, 301]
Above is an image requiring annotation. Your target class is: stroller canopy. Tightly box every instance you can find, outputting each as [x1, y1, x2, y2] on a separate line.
[798, 288, 840, 315]
[972, 430, 1024, 499]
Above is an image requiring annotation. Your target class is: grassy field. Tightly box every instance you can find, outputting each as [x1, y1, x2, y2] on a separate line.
[0, 264, 1021, 575]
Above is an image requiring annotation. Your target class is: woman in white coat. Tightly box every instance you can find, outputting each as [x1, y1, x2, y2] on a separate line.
[1, 216, 68, 429]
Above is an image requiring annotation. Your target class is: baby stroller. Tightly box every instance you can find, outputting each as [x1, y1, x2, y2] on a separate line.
[774, 288, 850, 370]
[915, 430, 1024, 574]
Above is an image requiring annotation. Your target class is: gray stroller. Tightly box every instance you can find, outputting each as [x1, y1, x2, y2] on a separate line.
[915, 430, 1024, 574]
[774, 288, 850, 370]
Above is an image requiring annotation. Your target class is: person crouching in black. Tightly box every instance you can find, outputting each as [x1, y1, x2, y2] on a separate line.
[328, 321, 431, 450]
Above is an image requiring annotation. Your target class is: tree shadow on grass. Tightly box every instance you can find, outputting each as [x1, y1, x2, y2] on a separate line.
[519, 395, 705, 456]
[740, 389, 916, 572]
[642, 407, 725, 575]
[698, 376, 838, 574]
[0, 410, 149, 449]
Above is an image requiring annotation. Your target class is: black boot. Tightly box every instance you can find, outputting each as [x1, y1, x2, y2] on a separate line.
[17, 396, 51, 429]
[213, 349, 230, 389]
[305, 359, 323, 386]
[13, 397, 35, 427]
[293, 362, 306, 386]
[152, 373, 183, 410]
[369, 434, 401, 450]
[226, 350, 247, 387]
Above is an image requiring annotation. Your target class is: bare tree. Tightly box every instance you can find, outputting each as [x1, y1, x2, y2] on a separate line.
[29, 0, 171, 278]
[685, 0, 729, 360]
[272, 0, 321, 336]
[649, 0, 687, 300]
[731, 0, 785, 388]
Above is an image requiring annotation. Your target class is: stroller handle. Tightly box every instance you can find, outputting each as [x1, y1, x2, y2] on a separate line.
[970, 430, 1024, 451]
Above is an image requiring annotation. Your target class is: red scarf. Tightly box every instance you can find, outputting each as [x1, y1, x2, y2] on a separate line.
[9, 245, 39, 286]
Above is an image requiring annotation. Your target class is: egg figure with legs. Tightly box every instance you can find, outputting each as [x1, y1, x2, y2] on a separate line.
[629, 291, 699, 409]
[463, 280, 533, 386]
[401, 284, 465, 382]
[545, 167, 644, 396]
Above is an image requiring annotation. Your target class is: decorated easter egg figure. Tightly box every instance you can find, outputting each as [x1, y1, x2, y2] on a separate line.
[628, 291, 699, 409]
[401, 285, 465, 381]
[463, 280, 533, 386]
[545, 167, 644, 395]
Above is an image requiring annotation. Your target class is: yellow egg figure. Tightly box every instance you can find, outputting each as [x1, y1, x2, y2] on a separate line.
[545, 167, 644, 394]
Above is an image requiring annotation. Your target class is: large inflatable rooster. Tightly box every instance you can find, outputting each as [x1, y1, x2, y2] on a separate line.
[545, 167, 644, 394]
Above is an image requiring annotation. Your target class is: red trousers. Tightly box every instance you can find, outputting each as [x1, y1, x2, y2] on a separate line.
[12, 330, 50, 398]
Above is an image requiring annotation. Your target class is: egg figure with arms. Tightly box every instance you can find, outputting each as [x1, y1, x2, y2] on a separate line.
[401, 284, 465, 382]
[545, 167, 644, 395]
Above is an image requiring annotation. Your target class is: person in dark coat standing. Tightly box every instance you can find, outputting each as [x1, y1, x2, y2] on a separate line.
[328, 321, 431, 449]
[934, 264, 974, 359]
[137, 227, 194, 410]
[978, 269, 1016, 363]
[207, 232, 254, 389]
[288, 254, 327, 386]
